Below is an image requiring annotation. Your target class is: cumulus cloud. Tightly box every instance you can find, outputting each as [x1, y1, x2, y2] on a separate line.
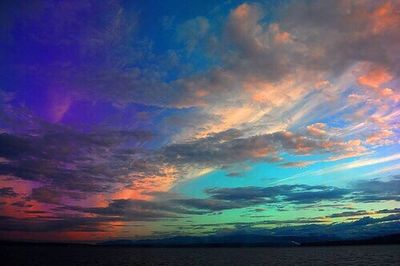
[164, 1, 400, 158]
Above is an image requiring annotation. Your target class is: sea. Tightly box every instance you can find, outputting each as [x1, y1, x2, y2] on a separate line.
[1, 245, 399, 265]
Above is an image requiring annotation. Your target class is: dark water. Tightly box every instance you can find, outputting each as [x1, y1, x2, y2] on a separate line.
[1, 245, 399, 265]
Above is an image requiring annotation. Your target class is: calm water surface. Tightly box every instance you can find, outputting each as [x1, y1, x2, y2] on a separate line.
[1, 245, 399, 266]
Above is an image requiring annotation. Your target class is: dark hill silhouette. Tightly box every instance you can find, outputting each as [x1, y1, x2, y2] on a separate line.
[99, 233, 400, 247]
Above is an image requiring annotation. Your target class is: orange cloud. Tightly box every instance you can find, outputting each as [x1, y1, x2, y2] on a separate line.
[250, 146, 276, 158]
[112, 166, 177, 201]
[357, 66, 392, 88]
[366, 129, 394, 145]
[244, 78, 305, 106]
[269, 23, 292, 44]
[371, 1, 400, 34]
[194, 105, 268, 138]
[233, 3, 251, 18]
[307, 123, 327, 137]
[195, 89, 209, 97]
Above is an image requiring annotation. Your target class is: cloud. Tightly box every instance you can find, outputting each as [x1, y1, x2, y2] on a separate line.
[0, 215, 113, 234]
[0, 127, 158, 195]
[377, 208, 400, 214]
[175, 198, 260, 212]
[171, 177, 400, 213]
[86, 199, 181, 220]
[162, 129, 366, 168]
[1, 178, 398, 238]
[177, 17, 210, 52]
[0, 0, 399, 242]
[165, 212, 400, 240]
[0, 187, 17, 198]
[55, 181, 360, 219]
[326, 208, 400, 219]
[287, 154, 400, 182]
[366, 129, 394, 145]
[280, 161, 315, 168]
[29, 186, 85, 205]
[351, 175, 400, 202]
[326, 210, 374, 218]
[67, 198, 207, 221]
[179, 0, 400, 100]
[206, 184, 349, 205]
[280, 0, 400, 74]
[0, 0, 182, 111]
[366, 164, 400, 176]
[170, 0, 400, 158]
[358, 65, 393, 89]
[269, 214, 400, 239]
[306, 123, 328, 137]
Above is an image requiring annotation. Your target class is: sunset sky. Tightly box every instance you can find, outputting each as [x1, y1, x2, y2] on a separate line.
[0, 0, 399, 242]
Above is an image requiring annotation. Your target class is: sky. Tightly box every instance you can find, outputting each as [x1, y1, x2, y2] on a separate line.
[0, 0, 399, 243]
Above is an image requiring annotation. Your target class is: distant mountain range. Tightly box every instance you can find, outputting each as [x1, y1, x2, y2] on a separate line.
[99, 233, 400, 247]
[2, 233, 399, 247]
